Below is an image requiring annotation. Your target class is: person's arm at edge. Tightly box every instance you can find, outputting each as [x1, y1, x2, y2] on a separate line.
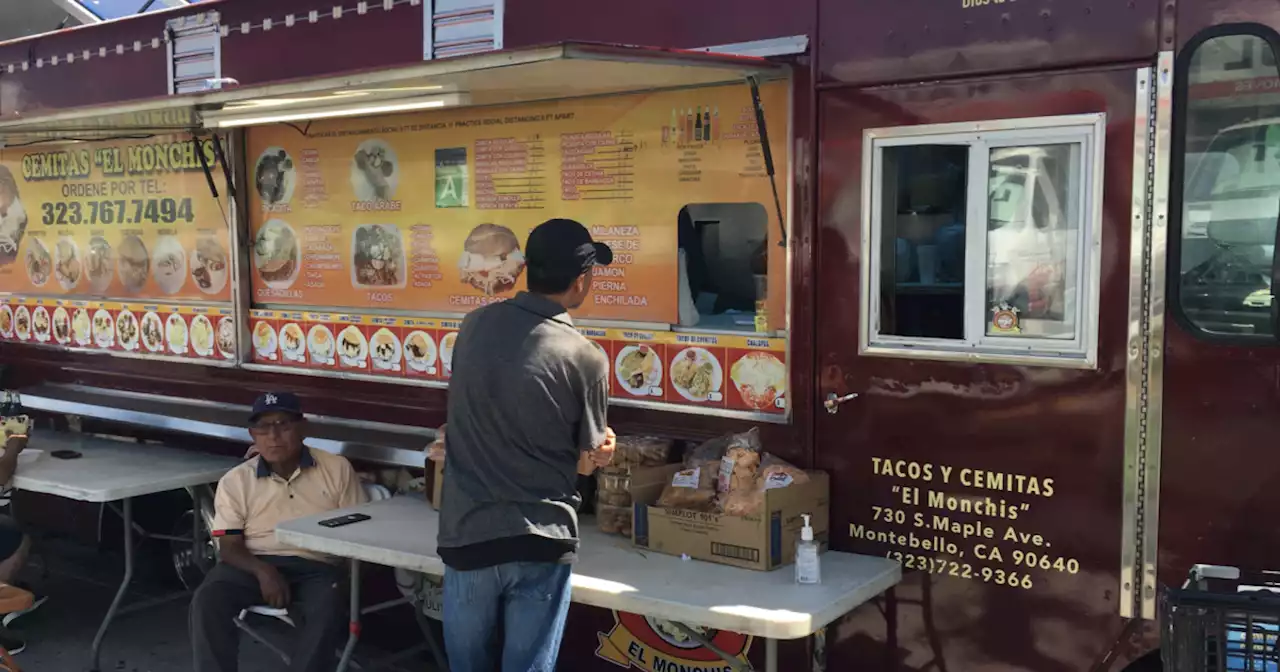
[577, 349, 614, 470]
[0, 435, 26, 486]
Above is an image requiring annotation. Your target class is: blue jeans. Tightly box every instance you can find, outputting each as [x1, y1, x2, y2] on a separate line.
[443, 562, 573, 672]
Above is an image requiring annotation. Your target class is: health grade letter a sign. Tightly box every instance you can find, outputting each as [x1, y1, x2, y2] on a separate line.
[596, 610, 752, 671]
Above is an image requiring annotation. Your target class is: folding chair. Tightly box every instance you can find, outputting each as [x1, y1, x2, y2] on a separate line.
[0, 584, 33, 672]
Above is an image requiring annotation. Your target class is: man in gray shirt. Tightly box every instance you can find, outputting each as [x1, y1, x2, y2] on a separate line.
[439, 217, 616, 672]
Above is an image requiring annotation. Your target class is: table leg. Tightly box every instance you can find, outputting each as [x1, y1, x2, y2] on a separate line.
[89, 497, 133, 672]
[336, 559, 361, 672]
[766, 638, 777, 672]
[409, 595, 448, 672]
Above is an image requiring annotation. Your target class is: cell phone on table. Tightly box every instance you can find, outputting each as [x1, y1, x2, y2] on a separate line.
[319, 513, 371, 528]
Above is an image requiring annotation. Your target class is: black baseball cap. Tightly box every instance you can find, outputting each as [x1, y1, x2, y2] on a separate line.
[249, 392, 303, 423]
[525, 218, 613, 277]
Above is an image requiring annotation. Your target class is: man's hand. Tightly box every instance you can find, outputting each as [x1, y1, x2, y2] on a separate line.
[425, 423, 446, 466]
[255, 565, 291, 609]
[590, 427, 617, 468]
[3, 435, 27, 456]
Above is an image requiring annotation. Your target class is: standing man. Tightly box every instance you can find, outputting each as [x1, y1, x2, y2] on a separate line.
[439, 218, 617, 672]
[190, 392, 367, 672]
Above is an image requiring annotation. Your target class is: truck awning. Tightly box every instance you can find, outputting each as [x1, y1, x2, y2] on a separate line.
[0, 41, 788, 144]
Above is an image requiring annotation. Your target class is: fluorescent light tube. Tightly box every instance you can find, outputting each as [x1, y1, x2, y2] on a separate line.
[206, 94, 467, 128]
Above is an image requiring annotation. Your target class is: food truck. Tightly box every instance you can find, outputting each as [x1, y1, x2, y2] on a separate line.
[0, 0, 1277, 669]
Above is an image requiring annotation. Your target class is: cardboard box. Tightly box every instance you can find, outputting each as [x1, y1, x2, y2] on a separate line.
[632, 464, 830, 571]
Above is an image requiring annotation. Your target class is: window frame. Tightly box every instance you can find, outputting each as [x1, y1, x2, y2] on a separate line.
[1169, 23, 1280, 345]
[859, 114, 1107, 369]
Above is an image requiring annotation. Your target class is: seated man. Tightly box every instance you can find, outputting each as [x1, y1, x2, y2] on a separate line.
[190, 392, 367, 672]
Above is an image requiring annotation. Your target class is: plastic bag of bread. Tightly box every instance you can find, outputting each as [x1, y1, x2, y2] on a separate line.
[716, 454, 811, 516]
[611, 436, 674, 470]
[759, 453, 810, 490]
[596, 503, 633, 535]
[684, 427, 761, 467]
[717, 441, 762, 493]
[655, 461, 720, 511]
[596, 468, 633, 508]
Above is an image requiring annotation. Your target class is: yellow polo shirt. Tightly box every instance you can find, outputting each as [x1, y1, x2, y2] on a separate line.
[211, 447, 367, 563]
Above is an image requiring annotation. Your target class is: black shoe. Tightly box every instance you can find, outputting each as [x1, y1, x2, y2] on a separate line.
[0, 629, 25, 656]
[2, 585, 45, 629]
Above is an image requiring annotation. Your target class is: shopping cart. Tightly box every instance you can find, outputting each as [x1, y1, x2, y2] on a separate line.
[1162, 564, 1280, 672]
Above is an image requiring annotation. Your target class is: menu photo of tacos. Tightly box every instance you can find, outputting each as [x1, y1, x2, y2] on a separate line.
[13, 305, 33, 342]
[116, 235, 150, 294]
[252, 321, 278, 360]
[370, 328, 401, 372]
[24, 239, 51, 287]
[140, 312, 164, 353]
[31, 306, 51, 343]
[92, 309, 115, 349]
[308, 324, 335, 366]
[403, 331, 437, 375]
[13, 306, 30, 342]
[72, 308, 91, 346]
[278, 322, 305, 363]
[87, 236, 114, 294]
[616, 344, 663, 397]
[190, 314, 215, 358]
[729, 351, 786, 412]
[670, 347, 723, 404]
[54, 238, 82, 291]
[351, 224, 406, 289]
[0, 305, 13, 339]
[216, 316, 236, 360]
[166, 312, 189, 355]
[253, 219, 300, 290]
[337, 325, 369, 369]
[116, 310, 140, 352]
[191, 236, 228, 295]
[52, 306, 70, 345]
[351, 139, 399, 202]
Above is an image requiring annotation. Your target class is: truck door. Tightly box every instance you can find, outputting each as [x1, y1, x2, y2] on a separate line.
[815, 68, 1142, 669]
[1159, 24, 1280, 611]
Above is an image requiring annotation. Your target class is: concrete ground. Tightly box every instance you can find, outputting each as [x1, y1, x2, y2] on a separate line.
[8, 537, 429, 672]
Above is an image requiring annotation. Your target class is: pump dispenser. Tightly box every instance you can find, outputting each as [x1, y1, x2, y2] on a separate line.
[795, 513, 821, 584]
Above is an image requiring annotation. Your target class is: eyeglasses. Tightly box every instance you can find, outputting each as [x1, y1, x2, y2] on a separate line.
[248, 419, 299, 437]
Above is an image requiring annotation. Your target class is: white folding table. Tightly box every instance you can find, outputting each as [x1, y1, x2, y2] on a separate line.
[10, 432, 240, 672]
[276, 496, 902, 672]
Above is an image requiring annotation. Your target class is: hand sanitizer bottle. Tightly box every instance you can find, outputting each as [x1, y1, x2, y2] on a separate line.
[795, 513, 821, 584]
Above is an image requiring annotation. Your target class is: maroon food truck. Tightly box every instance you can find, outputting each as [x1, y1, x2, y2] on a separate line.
[0, 0, 1277, 669]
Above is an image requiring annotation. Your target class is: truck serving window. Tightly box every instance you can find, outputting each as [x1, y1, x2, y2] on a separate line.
[861, 116, 1105, 368]
[1172, 27, 1280, 341]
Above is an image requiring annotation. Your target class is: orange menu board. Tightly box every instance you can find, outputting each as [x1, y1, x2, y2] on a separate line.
[0, 136, 232, 302]
[245, 81, 789, 324]
[0, 295, 235, 362]
[248, 307, 786, 416]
